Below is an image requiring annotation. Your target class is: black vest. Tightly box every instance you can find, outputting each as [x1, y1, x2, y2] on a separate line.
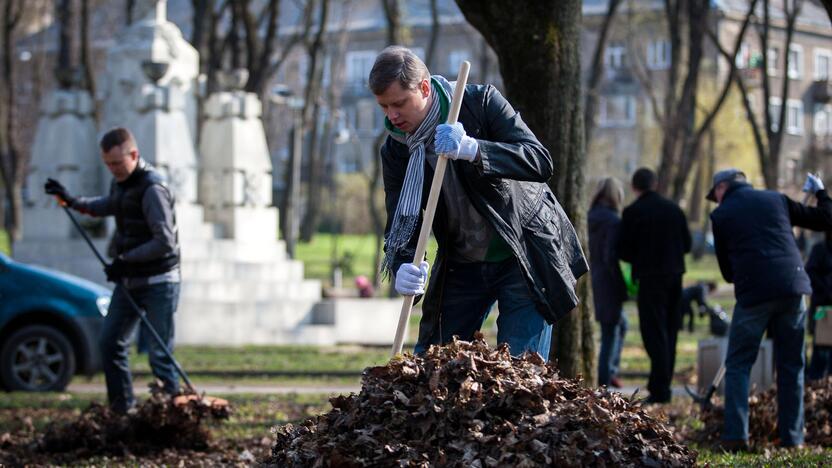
[112, 165, 180, 277]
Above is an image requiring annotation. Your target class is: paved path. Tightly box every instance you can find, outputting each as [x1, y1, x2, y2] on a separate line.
[68, 382, 361, 395]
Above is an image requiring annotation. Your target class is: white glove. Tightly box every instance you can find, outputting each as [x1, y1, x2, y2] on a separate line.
[803, 173, 824, 193]
[395, 261, 429, 296]
[435, 122, 479, 162]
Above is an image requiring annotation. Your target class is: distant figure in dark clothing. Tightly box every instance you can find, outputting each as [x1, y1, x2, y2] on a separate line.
[618, 167, 691, 403]
[679, 281, 718, 333]
[588, 177, 629, 388]
[805, 233, 832, 381]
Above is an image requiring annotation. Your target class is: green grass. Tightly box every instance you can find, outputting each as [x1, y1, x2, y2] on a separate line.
[0, 229, 8, 256]
[128, 344, 390, 374]
[695, 446, 832, 466]
[295, 233, 438, 288]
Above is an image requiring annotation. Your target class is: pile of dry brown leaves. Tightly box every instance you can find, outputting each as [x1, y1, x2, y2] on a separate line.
[268, 334, 696, 467]
[690, 376, 832, 449]
[0, 384, 231, 466]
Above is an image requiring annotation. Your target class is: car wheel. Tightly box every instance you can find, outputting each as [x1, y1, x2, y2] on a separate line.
[0, 325, 76, 392]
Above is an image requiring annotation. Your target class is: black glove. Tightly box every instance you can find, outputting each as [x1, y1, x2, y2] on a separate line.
[44, 178, 75, 206]
[104, 257, 128, 282]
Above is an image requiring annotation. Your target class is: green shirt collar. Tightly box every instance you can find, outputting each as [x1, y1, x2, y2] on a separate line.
[383, 76, 450, 137]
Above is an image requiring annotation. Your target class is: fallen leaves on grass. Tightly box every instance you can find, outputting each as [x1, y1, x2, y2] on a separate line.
[268, 333, 696, 467]
[0, 383, 231, 466]
[689, 376, 832, 450]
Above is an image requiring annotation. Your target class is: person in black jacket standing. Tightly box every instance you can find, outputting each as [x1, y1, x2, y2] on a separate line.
[45, 128, 181, 413]
[708, 168, 832, 450]
[588, 177, 628, 388]
[618, 167, 691, 403]
[369, 46, 588, 359]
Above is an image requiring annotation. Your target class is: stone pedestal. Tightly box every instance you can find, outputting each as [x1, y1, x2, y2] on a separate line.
[99, 0, 199, 142]
[23, 89, 102, 240]
[132, 82, 199, 205]
[199, 90, 277, 240]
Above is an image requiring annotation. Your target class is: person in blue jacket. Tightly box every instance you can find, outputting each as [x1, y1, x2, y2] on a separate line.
[708, 168, 832, 451]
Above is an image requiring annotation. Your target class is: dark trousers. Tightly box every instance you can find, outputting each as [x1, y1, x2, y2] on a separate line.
[100, 282, 180, 413]
[807, 344, 832, 381]
[723, 297, 804, 446]
[636, 274, 682, 401]
[598, 313, 628, 387]
[414, 259, 552, 359]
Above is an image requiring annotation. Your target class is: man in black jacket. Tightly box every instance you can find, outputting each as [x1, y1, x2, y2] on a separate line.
[369, 46, 587, 358]
[618, 167, 691, 403]
[708, 168, 832, 450]
[45, 128, 180, 413]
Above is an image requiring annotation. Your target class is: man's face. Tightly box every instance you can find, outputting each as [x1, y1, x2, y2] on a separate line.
[102, 144, 139, 182]
[714, 182, 728, 204]
[374, 79, 431, 134]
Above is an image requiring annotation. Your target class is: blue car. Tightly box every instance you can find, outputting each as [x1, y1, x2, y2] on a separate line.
[0, 253, 110, 391]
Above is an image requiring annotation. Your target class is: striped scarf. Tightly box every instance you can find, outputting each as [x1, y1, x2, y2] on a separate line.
[381, 90, 442, 277]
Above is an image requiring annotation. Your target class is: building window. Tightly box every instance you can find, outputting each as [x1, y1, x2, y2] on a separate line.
[448, 50, 470, 75]
[604, 42, 627, 70]
[769, 97, 782, 131]
[599, 95, 636, 127]
[345, 50, 377, 85]
[646, 40, 671, 70]
[767, 47, 779, 76]
[814, 103, 832, 136]
[815, 48, 831, 81]
[786, 99, 804, 135]
[787, 44, 803, 79]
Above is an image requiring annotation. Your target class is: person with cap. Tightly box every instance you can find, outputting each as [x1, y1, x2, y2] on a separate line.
[708, 168, 832, 451]
[618, 167, 691, 404]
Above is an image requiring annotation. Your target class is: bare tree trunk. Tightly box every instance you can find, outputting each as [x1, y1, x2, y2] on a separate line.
[299, 0, 330, 242]
[709, 0, 801, 190]
[368, 131, 386, 289]
[0, 0, 23, 246]
[80, 0, 98, 119]
[424, 0, 439, 70]
[126, 0, 136, 25]
[655, 0, 682, 194]
[584, 0, 621, 147]
[455, 0, 592, 381]
[56, 0, 74, 88]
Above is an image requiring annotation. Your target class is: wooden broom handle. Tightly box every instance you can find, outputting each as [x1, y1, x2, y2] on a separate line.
[391, 61, 471, 357]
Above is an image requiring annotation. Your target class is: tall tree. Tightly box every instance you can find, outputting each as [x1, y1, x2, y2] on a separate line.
[0, 0, 24, 247]
[365, 0, 408, 290]
[709, 0, 802, 189]
[454, 0, 592, 380]
[629, 0, 756, 201]
[299, 0, 331, 241]
[584, 0, 622, 147]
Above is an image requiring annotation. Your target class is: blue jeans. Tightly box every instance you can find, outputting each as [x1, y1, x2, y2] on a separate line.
[414, 259, 552, 359]
[100, 282, 180, 413]
[723, 296, 805, 446]
[598, 313, 628, 386]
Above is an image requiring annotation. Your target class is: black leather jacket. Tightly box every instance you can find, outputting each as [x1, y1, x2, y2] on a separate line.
[381, 82, 588, 336]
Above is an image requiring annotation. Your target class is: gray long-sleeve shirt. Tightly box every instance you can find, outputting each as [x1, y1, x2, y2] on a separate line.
[73, 184, 178, 264]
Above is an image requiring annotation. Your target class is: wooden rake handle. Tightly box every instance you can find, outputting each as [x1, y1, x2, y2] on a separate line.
[391, 61, 471, 357]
